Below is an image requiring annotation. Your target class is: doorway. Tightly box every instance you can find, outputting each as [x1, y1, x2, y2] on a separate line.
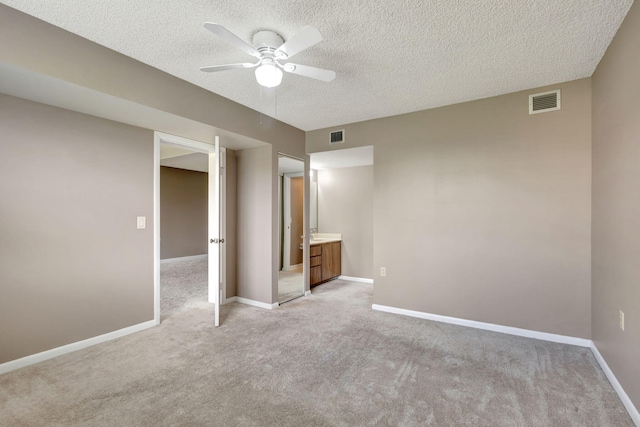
[309, 146, 374, 285]
[278, 154, 305, 303]
[154, 132, 226, 326]
[158, 143, 208, 320]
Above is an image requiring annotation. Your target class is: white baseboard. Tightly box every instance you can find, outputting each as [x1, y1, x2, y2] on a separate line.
[304, 290, 312, 296]
[338, 275, 374, 284]
[0, 319, 157, 375]
[371, 304, 591, 347]
[225, 296, 279, 310]
[590, 342, 640, 426]
[160, 254, 207, 264]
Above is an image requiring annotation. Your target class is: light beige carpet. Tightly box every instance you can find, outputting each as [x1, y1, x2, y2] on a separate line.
[0, 259, 633, 426]
[160, 257, 208, 320]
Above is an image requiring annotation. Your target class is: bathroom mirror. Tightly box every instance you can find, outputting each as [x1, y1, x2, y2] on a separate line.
[278, 154, 305, 304]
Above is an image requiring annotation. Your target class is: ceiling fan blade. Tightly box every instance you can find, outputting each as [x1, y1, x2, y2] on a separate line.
[200, 63, 258, 72]
[204, 22, 260, 58]
[275, 27, 323, 59]
[283, 63, 336, 82]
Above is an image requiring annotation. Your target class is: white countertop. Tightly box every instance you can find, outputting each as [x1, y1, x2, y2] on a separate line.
[310, 233, 342, 246]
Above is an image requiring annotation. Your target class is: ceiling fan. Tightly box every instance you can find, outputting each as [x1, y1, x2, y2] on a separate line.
[200, 23, 336, 88]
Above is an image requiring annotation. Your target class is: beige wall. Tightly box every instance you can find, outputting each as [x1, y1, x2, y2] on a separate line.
[592, 0, 640, 409]
[0, 94, 154, 364]
[318, 166, 373, 279]
[289, 177, 304, 266]
[236, 145, 273, 304]
[307, 78, 592, 338]
[160, 167, 207, 260]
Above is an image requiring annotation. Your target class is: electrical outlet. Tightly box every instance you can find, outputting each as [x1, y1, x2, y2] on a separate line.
[136, 216, 146, 229]
[620, 311, 625, 331]
[380, 267, 386, 277]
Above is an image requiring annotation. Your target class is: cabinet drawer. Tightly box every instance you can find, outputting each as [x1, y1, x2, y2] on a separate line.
[310, 245, 322, 257]
[310, 266, 322, 285]
[310, 255, 322, 267]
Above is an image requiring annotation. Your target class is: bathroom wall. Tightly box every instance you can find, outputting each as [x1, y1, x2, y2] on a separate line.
[318, 166, 374, 279]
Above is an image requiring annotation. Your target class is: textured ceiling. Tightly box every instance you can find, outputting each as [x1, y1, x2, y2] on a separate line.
[1, 0, 633, 131]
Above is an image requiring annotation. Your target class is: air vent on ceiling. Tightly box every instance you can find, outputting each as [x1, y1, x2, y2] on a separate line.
[330, 129, 345, 144]
[529, 90, 561, 114]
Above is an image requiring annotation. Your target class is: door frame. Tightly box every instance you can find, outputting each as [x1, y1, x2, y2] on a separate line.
[153, 132, 225, 324]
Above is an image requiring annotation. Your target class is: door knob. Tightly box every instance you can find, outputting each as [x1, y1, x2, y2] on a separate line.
[210, 238, 219, 244]
[220, 238, 225, 243]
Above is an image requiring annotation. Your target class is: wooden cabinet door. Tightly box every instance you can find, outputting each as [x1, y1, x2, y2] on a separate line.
[321, 242, 341, 281]
[321, 243, 333, 281]
[330, 241, 341, 278]
[310, 265, 322, 285]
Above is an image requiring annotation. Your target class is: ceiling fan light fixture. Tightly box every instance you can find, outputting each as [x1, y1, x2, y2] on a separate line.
[202, 23, 335, 87]
[255, 63, 283, 88]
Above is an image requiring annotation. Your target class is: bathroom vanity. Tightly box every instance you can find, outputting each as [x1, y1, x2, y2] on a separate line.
[309, 234, 342, 287]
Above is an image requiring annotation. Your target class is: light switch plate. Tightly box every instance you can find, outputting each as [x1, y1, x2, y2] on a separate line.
[137, 216, 146, 229]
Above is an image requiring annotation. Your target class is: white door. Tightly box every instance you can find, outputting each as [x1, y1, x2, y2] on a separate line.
[208, 136, 222, 327]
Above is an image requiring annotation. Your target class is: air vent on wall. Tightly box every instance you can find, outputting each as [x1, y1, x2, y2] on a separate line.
[330, 129, 345, 144]
[529, 90, 561, 114]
